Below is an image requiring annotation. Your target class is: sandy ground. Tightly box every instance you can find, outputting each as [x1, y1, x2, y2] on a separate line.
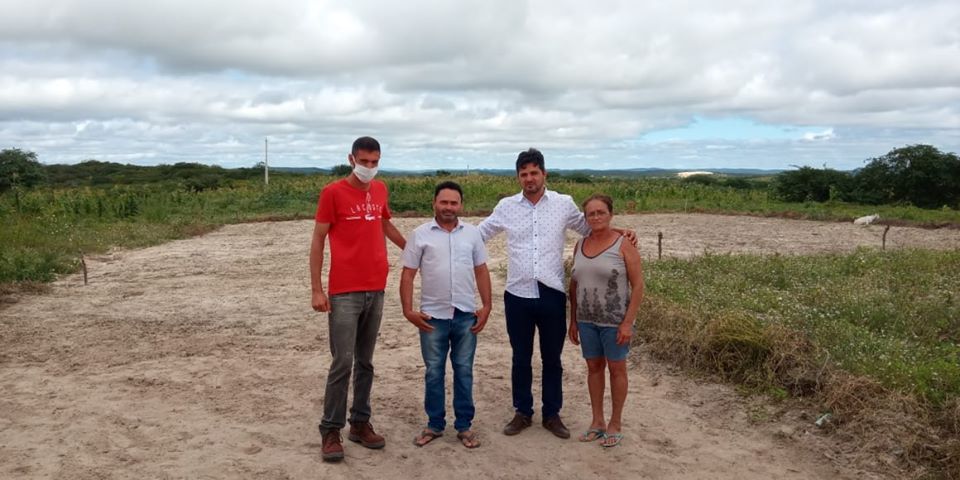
[2, 213, 959, 479]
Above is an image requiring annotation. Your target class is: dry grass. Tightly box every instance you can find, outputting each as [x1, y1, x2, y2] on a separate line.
[637, 296, 960, 479]
[936, 400, 960, 478]
[638, 298, 822, 395]
[942, 400, 960, 436]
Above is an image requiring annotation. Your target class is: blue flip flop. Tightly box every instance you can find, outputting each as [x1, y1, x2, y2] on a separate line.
[601, 432, 623, 448]
[578, 428, 605, 442]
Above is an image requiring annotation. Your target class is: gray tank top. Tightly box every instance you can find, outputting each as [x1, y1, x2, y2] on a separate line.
[571, 235, 629, 327]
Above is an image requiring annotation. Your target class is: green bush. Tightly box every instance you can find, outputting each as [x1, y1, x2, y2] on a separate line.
[682, 174, 719, 186]
[0, 148, 46, 193]
[331, 164, 353, 176]
[773, 166, 852, 202]
[851, 144, 960, 209]
[772, 145, 960, 210]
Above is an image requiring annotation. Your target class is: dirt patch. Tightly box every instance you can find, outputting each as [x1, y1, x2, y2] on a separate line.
[2, 214, 958, 479]
[0, 281, 51, 312]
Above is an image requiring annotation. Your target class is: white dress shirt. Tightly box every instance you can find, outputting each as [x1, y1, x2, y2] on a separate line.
[401, 219, 488, 319]
[478, 189, 589, 298]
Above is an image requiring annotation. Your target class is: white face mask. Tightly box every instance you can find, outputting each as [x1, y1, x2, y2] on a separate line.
[353, 163, 378, 183]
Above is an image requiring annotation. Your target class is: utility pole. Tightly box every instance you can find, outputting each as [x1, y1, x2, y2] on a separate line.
[264, 138, 269, 186]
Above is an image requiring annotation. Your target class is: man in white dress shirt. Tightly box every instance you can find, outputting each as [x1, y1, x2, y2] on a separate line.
[401, 181, 492, 449]
[477, 148, 590, 439]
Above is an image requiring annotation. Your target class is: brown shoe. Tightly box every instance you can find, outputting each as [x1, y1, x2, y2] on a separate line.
[502, 413, 532, 436]
[348, 421, 385, 449]
[542, 415, 571, 439]
[321, 430, 344, 462]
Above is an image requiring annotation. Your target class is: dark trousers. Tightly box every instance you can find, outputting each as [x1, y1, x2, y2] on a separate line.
[504, 283, 567, 419]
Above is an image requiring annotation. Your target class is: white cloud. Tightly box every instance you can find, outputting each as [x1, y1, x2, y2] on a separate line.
[803, 128, 835, 141]
[0, 0, 957, 169]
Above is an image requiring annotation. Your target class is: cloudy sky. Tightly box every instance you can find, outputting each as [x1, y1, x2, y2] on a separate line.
[1, 0, 958, 171]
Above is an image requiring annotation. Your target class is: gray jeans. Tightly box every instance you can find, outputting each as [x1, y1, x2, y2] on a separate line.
[319, 290, 384, 434]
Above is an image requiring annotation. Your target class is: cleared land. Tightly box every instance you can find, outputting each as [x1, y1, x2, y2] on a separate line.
[2, 214, 959, 479]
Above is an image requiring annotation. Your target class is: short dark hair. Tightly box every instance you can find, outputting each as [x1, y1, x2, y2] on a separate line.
[434, 180, 463, 201]
[582, 193, 614, 214]
[515, 148, 545, 173]
[352, 136, 381, 155]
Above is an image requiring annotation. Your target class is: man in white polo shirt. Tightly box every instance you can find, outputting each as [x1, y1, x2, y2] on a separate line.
[400, 181, 492, 449]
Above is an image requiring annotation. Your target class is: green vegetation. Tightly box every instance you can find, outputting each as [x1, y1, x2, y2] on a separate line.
[2, 142, 957, 300]
[330, 164, 352, 176]
[0, 148, 46, 193]
[642, 249, 960, 406]
[638, 249, 960, 474]
[0, 181, 320, 283]
[774, 144, 960, 209]
[773, 166, 852, 202]
[40, 159, 296, 190]
[3, 162, 960, 285]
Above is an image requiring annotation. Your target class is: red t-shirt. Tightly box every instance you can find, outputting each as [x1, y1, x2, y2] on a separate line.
[315, 179, 392, 295]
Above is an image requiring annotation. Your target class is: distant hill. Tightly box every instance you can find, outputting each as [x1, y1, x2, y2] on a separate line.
[548, 167, 783, 177]
[270, 167, 331, 175]
[36, 162, 783, 188]
[272, 167, 783, 177]
[392, 167, 781, 177]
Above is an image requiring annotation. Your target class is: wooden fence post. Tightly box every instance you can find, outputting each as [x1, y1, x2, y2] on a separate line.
[882, 225, 891, 251]
[658, 231, 663, 259]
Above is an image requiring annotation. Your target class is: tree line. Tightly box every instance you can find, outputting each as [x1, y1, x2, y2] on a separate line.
[2, 144, 958, 210]
[773, 144, 960, 209]
[0, 150, 282, 193]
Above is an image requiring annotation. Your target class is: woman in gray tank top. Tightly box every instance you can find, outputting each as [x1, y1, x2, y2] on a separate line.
[568, 194, 645, 448]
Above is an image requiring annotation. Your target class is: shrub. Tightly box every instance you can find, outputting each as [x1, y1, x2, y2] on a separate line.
[851, 144, 960, 209]
[0, 148, 46, 193]
[682, 174, 719, 186]
[330, 164, 353, 176]
[773, 167, 852, 202]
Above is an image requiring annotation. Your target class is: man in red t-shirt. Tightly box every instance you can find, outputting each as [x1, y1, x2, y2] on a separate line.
[310, 136, 406, 462]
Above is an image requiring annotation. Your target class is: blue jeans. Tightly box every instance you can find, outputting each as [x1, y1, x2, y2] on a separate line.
[420, 309, 478, 432]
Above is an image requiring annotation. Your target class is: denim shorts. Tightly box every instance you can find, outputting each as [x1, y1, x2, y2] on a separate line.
[578, 321, 630, 361]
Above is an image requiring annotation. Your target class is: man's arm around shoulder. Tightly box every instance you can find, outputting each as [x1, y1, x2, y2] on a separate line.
[478, 197, 511, 242]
